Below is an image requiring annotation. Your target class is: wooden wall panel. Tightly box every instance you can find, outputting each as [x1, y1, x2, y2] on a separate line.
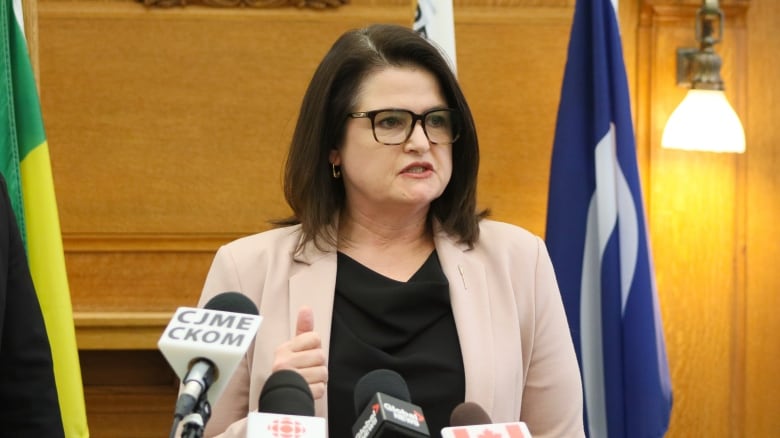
[457, 6, 573, 235]
[638, 2, 748, 436]
[745, 0, 780, 436]
[67, 250, 214, 311]
[79, 350, 178, 438]
[41, 2, 404, 239]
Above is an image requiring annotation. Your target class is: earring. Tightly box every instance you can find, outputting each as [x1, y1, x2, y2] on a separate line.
[331, 163, 342, 179]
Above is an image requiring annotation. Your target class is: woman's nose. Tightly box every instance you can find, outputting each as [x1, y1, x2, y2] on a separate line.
[404, 120, 431, 153]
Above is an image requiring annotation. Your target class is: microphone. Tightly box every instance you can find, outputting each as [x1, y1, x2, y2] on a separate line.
[440, 402, 533, 438]
[352, 369, 430, 438]
[449, 402, 491, 426]
[158, 292, 263, 422]
[247, 369, 327, 437]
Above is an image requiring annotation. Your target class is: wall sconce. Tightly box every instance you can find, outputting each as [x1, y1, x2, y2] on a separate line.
[661, 0, 745, 153]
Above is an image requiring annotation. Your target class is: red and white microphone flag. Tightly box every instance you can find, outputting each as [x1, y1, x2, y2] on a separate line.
[440, 421, 533, 438]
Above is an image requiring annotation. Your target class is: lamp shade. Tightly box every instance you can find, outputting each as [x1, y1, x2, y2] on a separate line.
[661, 89, 745, 153]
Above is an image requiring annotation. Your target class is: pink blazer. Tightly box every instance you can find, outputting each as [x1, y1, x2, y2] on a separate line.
[198, 219, 584, 438]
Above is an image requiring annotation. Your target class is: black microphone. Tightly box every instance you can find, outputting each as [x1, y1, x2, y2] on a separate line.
[158, 291, 262, 437]
[258, 369, 315, 415]
[249, 369, 327, 437]
[448, 402, 492, 427]
[352, 369, 430, 438]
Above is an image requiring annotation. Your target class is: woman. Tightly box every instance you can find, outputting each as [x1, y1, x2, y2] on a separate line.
[197, 23, 584, 437]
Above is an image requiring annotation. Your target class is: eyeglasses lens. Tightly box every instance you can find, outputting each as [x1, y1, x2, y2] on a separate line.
[372, 110, 458, 145]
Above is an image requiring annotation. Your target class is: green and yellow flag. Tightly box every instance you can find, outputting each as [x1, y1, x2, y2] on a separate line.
[1, 1, 89, 436]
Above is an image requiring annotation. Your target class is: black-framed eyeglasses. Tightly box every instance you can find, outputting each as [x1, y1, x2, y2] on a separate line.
[347, 108, 461, 146]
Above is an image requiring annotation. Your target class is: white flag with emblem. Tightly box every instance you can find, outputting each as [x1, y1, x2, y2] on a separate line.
[413, 0, 457, 74]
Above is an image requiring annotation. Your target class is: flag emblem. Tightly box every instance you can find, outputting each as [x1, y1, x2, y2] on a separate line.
[268, 416, 306, 438]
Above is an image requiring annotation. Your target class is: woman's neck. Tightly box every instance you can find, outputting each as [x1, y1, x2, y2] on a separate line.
[337, 208, 435, 281]
[339, 205, 431, 245]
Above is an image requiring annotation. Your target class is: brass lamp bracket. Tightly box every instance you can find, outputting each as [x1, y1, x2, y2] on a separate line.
[675, 47, 699, 88]
[674, 5, 726, 91]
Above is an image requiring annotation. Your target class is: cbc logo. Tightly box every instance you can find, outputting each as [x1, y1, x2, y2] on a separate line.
[268, 417, 306, 438]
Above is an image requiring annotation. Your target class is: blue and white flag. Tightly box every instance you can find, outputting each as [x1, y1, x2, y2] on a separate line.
[544, 1, 673, 437]
[413, 0, 457, 74]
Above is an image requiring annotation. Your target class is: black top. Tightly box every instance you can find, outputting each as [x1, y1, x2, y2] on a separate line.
[328, 250, 465, 437]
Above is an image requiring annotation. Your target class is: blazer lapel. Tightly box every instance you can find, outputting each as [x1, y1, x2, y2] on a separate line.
[289, 240, 338, 418]
[435, 231, 496, 414]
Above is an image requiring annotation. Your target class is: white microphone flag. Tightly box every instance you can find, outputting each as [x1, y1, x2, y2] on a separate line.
[247, 412, 327, 437]
[158, 306, 262, 406]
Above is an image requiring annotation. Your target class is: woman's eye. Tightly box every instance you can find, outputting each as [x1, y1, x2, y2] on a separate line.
[376, 116, 404, 129]
[427, 116, 445, 127]
[427, 114, 451, 128]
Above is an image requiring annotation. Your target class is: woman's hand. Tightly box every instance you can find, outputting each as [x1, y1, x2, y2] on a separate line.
[271, 306, 328, 399]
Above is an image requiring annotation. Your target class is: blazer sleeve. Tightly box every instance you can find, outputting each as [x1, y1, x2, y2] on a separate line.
[0, 175, 65, 436]
[519, 237, 585, 437]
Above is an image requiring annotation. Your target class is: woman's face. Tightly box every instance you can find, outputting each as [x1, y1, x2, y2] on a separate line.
[331, 66, 453, 219]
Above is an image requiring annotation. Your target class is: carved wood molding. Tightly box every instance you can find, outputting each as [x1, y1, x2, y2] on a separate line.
[139, 0, 348, 7]
[63, 233, 248, 253]
[75, 311, 172, 350]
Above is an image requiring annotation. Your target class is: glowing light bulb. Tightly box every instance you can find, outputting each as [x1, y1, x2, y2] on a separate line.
[661, 89, 745, 153]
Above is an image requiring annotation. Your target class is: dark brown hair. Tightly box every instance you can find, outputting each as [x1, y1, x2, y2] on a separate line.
[277, 23, 486, 250]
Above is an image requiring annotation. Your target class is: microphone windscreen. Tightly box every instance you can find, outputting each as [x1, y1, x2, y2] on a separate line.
[449, 402, 492, 427]
[203, 291, 259, 315]
[353, 369, 411, 417]
[258, 369, 315, 416]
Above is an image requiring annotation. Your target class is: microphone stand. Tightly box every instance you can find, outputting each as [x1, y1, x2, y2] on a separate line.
[170, 395, 212, 438]
[181, 396, 212, 438]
